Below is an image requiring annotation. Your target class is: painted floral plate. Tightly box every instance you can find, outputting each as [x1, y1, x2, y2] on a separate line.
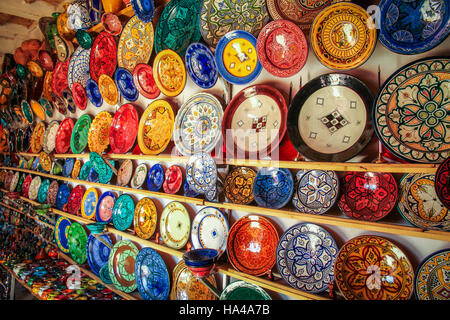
[435, 157, 450, 209]
[114, 67, 139, 102]
[108, 240, 139, 293]
[186, 153, 217, 194]
[96, 191, 117, 223]
[224, 167, 256, 205]
[51, 60, 69, 97]
[67, 185, 85, 216]
[253, 167, 294, 209]
[86, 234, 112, 277]
[39, 98, 53, 117]
[163, 165, 183, 194]
[70, 114, 91, 154]
[109, 104, 139, 154]
[55, 216, 71, 254]
[153, 49, 186, 97]
[90, 31, 117, 82]
[147, 163, 164, 191]
[67, 222, 88, 265]
[133, 197, 158, 240]
[55, 118, 74, 154]
[113, 194, 135, 231]
[81, 187, 98, 220]
[88, 111, 112, 154]
[28, 176, 41, 201]
[72, 82, 88, 111]
[185, 42, 218, 89]
[98, 74, 118, 105]
[159, 201, 190, 249]
[30, 122, 45, 153]
[135, 247, 170, 300]
[132, 63, 160, 99]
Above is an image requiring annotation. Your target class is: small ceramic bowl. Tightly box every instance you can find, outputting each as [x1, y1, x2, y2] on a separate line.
[101, 12, 122, 36]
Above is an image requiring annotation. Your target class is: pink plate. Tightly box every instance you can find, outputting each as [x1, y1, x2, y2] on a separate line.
[98, 193, 116, 222]
[132, 63, 160, 99]
[72, 82, 87, 111]
[109, 104, 139, 154]
[163, 165, 183, 194]
[51, 60, 69, 97]
[55, 118, 74, 154]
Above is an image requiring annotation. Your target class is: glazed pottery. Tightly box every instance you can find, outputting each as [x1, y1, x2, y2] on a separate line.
[63, 89, 77, 113]
[98, 74, 118, 105]
[37, 179, 51, 204]
[55, 216, 71, 254]
[146, 163, 164, 191]
[253, 167, 294, 209]
[135, 247, 170, 300]
[108, 240, 139, 293]
[88, 111, 112, 154]
[56, 183, 71, 211]
[62, 158, 75, 177]
[75, 30, 92, 49]
[112, 194, 135, 231]
[51, 60, 69, 97]
[435, 157, 450, 209]
[163, 165, 183, 194]
[67, 46, 91, 90]
[109, 104, 139, 154]
[81, 187, 98, 220]
[102, 12, 122, 35]
[86, 78, 103, 107]
[224, 167, 256, 205]
[28, 176, 41, 201]
[185, 153, 217, 194]
[90, 152, 115, 184]
[70, 114, 91, 154]
[67, 185, 85, 216]
[72, 82, 88, 110]
[86, 234, 112, 277]
[153, 49, 186, 97]
[55, 118, 74, 154]
[96, 191, 116, 223]
[132, 63, 160, 99]
[185, 42, 218, 89]
[30, 122, 46, 153]
[117, 160, 133, 186]
[414, 249, 450, 300]
[159, 201, 190, 249]
[90, 31, 117, 82]
[133, 197, 157, 240]
[21, 100, 34, 124]
[30, 100, 46, 121]
[130, 163, 148, 189]
[67, 222, 88, 264]
[47, 180, 59, 206]
[102, 0, 123, 13]
[220, 281, 271, 300]
[43, 120, 59, 153]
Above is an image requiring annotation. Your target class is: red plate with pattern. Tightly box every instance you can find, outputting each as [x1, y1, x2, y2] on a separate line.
[163, 165, 182, 194]
[90, 31, 118, 82]
[51, 60, 69, 97]
[227, 215, 279, 276]
[21, 174, 33, 198]
[47, 180, 59, 206]
[55, 118, 74, 154]
[109, 104, 139, 154]
[72, 82, 87, 111]
[256, 20, 308, 78]
[67, 185, 85, 216]
[435, 157, 450, 209]
[132, 63, 160, 99]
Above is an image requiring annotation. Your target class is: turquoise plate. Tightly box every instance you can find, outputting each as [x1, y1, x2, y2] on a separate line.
[37, 178, 51, 204]
[112, 194, 135, 231]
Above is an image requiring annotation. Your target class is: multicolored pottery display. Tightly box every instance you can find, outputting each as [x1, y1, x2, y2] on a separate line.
[28, 176, 41, 201]
[253, 167, 294, 209]
[135, 247, 170, 300]
[30, 100, 46, 121]
[220, 280, 271, 300]
[185, 42, 218, 89]
[90, 152, 115, 184]
[51, 60, 69, 97]
[109, 104, 139, 154]
[435, 157, 450, 209]
[133, 197, 158, 240]
[21, 100, 34, 124]
[86, 78, 103, 107]
[67, 46, 90, 90]
[47, 180, 59, 206]
[72, 159, 81, 179]
[159, 201, 190, 249]
[56, 183, 71, 211]
[62, 158, 75, 177]
[414, 249, 450, 300]
[37, 178, 50, 204]
[153, 49, 186, 97]
[108, 240, 139, 293]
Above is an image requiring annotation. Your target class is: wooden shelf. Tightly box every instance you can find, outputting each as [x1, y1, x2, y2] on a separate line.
[0, 202, 54, 230]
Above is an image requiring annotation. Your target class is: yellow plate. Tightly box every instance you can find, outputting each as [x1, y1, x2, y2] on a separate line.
[98, 74, 118, 105]
[72, 159, 81, 179]
[310, 2, 377, 70]
[30, 99, 46, 121]
[39, 152, 52, 172]
[43, 71, 53, 101]
[137, 99, 174, 155]
[31, 122, 46, 154]
[81, 187, 98, 220]
[88, 111, 112, 154]
[27, 61, 44, 78]
[133, 197, 158, 240]
[153, 49, 186, 97]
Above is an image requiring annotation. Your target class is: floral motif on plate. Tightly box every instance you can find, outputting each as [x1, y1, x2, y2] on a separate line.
[224, 167, 256, 205]
[414, 249, 450, 300]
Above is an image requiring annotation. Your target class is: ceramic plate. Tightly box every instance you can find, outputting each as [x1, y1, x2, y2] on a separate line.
[163, 165, 182, 194]
[113, 194, 135, 231]
[154, 0, 202, 56]
[86, 78, 103, 107]
[55, 118, 74, 154]
[310, 3, 377, 70]
[220, 280, 271, 300]
[86, 234, 112, 277]
[287, 73, 374, 162]
[191, 207, 229, 256]
[67, 46, 91, 90]
[43, 121, 59, 154]
[28, 176, 41, 201]
[334, 235, 414, 300]
[200, 0, 269, 48]
[108, 240, 139, 293]
[56, 183, 71, 211]
[397, 173, 449, 230]
[37, 178, 50, 204]
[39, 98, 54, 117]
[133, 197, 158, 240]
[114, 67, 139, 101]
[109, 104, 139, 154]
[31, 122, 45, 153]
[379, 0, 450, 55]
[186, 153, 217, 194]
[47, 180, 59, 206]
[70, 114, 91, 154]
[117, 160, 133, 187]
[132, 63, 160, 99]
[153, 49, 186, 97]
[131, 0, 155, 23]
[414, 248, 450, 300]
[98, 74, 118, 105]
[88, 111, 112, 154]
[147, 163, 164, 191]
[185, 42, 218, 89]
[81, 187, 98, 220]
[30, 99, 46, 121]
[435, 157, 450, 209]
[135, 247, 170, 300]
[253, 167, 294, 209]
[276, 222, 338, 293]
[227, 215, 279, 276]
[215, 30, 262, 85]
[173, 92, 223, 156]
[51, 60, 69, 97]
[21, 100, 34, 124]
[67, 222, 88, 265]
[159, 201, 190, 249]
[256, 20, 308, 77]
[55, 216, 71, 253]
[292, 169, 339, 215]
[223, 84, 287, 158]
[90, 31, 117, 82]
[90, 152, 115, 184]
[130, 163, 148, 189]
[224, 167, 256, 205]
[79, 161, 92, 181]
[373, 57, 450, 164]
[67, 185, 85, 216]
[8, 172, 19, 193]
[72, 82, 88, 111]
[62, 89, 77, 113]
[96, 191, 117, 223]
[72, 159, 81, 179]
[52, 93, 68, 115]
[118, 15, 154, 73]
[137, 100, 174, 155]
[62, 158, 75, 177]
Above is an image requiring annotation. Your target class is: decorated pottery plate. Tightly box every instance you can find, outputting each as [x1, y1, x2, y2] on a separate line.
[276, 223, 338, 293]
[90, 31, 117, 82]
[51, 60, 69, 97]
[56, 183, 71, 211]
[379, 0, 450, 55]
[227, 215, 279, 276]
[223, 84, 287, 158]
[185, 42, 218, 89]
[43, 120, 59, 153]
[55, 118, 74, 154]
[292, 169, 339, 215]
[72, 160, 81, 179]
[118, 15, 154, 73]
[130, 163, 148, 189]
[62, 158, 75, 177]
[70, 114, 91, 154]
[334, 235, 414, 300]
[435, 157, 450, 209]
[52, 93, 68, 115]
[67, 46, 91, 90]
[173, 93, 223, 156]
[397, 173, 449, 230]
[186, 153, 217, 194]
[191, 207, 229, 257]
[108, 240, 139, 293]
[132, 63, 160, 99]
[28, 176, 42, 201]
[117, 160, 133, 187]
[109, 104, 139, 154]
[37, 178, 51, 204]
[89, 152, 115, 184]
[31, 122, 45, 153]
[8, 172, 19, 193]
[200, 0, 269, 48]
[67, 222, 88, 265]
[55, 216, 71, 253]
[310, 3, 377, 70]
[47, 180, 59, 206]
[72, 82, 87, 111]
[30, 99, 46, 121]
[224, 167, 256, 205]
[113, 194, 135, 231]
[79, 161, 92, 181]
[98, 74, 118, 105]
[39, 98, 54, 117]
[67, 185, 85, 216]
[215, 30, 262, 85]
[287, 73, 374, 162]
[21, 100, 34, 124]
[155, 0, 202, 56]
[220, 280, 271, 300]
[62, 89, 77, 113]
[86, 79, 103, 107]
[256, 20, 308, 77]
[253, 167, 294, 209]
[114, 67, 139, 101]
[414, 248, 450, 300]
[88, 111, 112, 154]
[133, 197, 158, 240]
[135, 247, 170, 300]
[163, 165, 182, 194]
[131, 0, 155, 23]
[86, 234, 112, 277]
[147, 163, 164, 191]
[27, 60, 44, 78]
[159, 201, 190, 249]
[81, 187, 98, 220]
[137, 100, 174, 155]
[153, 49, 186, 97]
[96, 191, 117, 223]
[373, 57, 450, 164]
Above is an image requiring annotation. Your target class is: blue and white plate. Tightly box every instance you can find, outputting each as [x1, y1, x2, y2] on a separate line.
[96, 191, 117, 223]
[56, 183, 71, 211]
[67, 46, 91, 89]
[86, 78, 103, 107]
[147, 163, 164, 192]
[253, 167, 294, 209]
[112, 194, 135, 231]
[276, 222, 338, 293]
[185, 42, 218, 89]
[131, 0, 155, 23]
[186, 153, 217, 194]
[55, 216, 71, 253]
[114, 67, 139, 102]
[135, 247, 170, 300]
[86, 233, 112, 276]
[62, 158, 75, 177]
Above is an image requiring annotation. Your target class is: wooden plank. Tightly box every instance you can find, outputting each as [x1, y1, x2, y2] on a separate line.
[0, 0, 58, 21]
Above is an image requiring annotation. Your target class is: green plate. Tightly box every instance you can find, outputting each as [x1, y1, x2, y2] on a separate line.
[112, 194, 135, 231]
[220, 280, 271, 300]
[79, 161, 92, 180]
[37, 178, 51, 204]
[21, 100, 34, 124]
[70, 114, 91, 154]
[108, 240, 139, 293]
[90, 152, 115, 184]
[15, 173, 24, 193]
[67, 222, 88, 265]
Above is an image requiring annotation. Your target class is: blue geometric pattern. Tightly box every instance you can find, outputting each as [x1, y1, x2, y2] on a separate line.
[186, 153, 217, 194]
[253, 167, 293, 209]
[135, 247, 170, 300]
[86, 234, 112, 276]
[68, 46, 91, 90]
[185, 42, 218, 89]
[131, 0, 155, 23]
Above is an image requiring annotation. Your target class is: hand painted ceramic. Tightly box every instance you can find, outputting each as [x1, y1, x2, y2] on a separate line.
[51, 60, 69, 97]
[70, 114, 91, 154]
[72, 159, 81, 179]
[30, 99, 46, 121]
[334, 235, 414, 300]
[90, 31, 117, 82]
[37, 179, 51, 204]
[72, 82, 88, 111]
[147, 163, 164, 191]
[256, 20, 308, 77]
[414, 248, 450, 300]
[310, 3, 377, 70]
[62, 89, 77, 113]
[117, 159, 133, 187]
[153, 49, 186, 97]
[292, 169, 339, 215]
[135, 247, 170, 300]
[137, 100, 174, 155]
[397, 173, 449, 231]
[183, 248, 218, 276]
[55, 118, 74, 154]
[47, 180, 59, 206]
[43, 120, 59, 153]
[159, 201, 190, 249]
[154, 0, 202, 57]
[162, 165, 183, 195]
[185, 42, 218, 89]
[42, 71, 53, 102]
[67, 185, 85, 216]
[287, 73, 374, 162]
[117, 15, 154, 73]
[86, 234, 112, 277]
[253, 167, 294, 209]
[200, 0, 269, 48]
[21, 100, 34, 124]
[220, 280, 271, 300]
[75, 29, 92, 49]
[88, 111, 112, 154]
[90, 152, 115, 184]
[109, 104, 139, 154]
[132, 63, 160, 99]
[108, 240, 139, 293]
[133, 197, 158, 240]
[223, 84, 288, 158]
[98, 74, 119, 106]
[30, 122, 45, 153]
[224, 167, 256, 205]
[130, 163, 148, 189]
[113, 194, 135, 231]
[27, 61, 44, 78]
[215, 30, 262, 85]
[227, 215, 279, 276]
[55, 216, 71, 254]
[186, 153, 217, 194]
[170, 261, 217, 300]
[96, 191, 117, 223]
[22, 126, 33, 153]
[52, 93, 68, 115]
[130, 0, 154, 23]
[56, 183, 71, 211]
[8, 172, 19, 193]
[81, 187, 98, 220]
[435, 157, 450, 209]
[67, 46, 91, 90]
[191, 207, 229, 257]
[114, 67, 139, 101]
[28, 176, 41, 201]
[67, 222, 88, 264]
[86, 79, 103, 107]
[39, 50, 54, 71]
[374, 57, 450, 163]
[39, 98, 54, 117]
[62, 158, 75, 177]
[101, 12, 123, 36]
[379, 0, 450, 55]
[79, 161, 92, 181]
